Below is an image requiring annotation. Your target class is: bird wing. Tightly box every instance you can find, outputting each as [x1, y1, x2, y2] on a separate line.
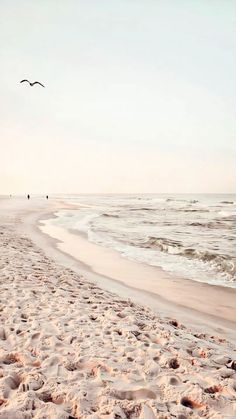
[32, 81, 45, 88]
[20, 79, 30, 84]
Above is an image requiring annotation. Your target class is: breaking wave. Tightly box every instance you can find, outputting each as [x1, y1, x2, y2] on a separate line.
[102, 213, 120, 218]
[166, 198, 199, 204]
[138, 236, 236, 280]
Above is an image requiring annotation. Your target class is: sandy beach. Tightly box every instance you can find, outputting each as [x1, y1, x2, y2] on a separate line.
[0, 197, 236, 418]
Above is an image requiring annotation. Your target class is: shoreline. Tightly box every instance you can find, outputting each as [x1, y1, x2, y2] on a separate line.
[35, 206, 236, 344]
[0, 197, 236, 418]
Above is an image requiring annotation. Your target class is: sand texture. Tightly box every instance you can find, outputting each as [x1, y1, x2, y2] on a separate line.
[0, 210, 236, 418]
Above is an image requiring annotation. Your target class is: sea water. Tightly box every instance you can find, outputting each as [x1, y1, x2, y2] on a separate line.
[50, 194, 236, 287]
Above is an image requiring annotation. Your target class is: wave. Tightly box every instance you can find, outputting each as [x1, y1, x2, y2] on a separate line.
[102, 213, 120, 218]
[140, 236, 183, 253]
[182, 249, 236, 279]
[181, 209, 208, 212]
[139, 236, 236, 279]
[166, 198, 198, 204]
[129, 207, 154, 211]
[187, 221, 229, 229]
[217, 212, 236, 221]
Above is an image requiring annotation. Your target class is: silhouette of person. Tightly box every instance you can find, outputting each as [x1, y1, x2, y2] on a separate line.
[27, 194, 30, 200]
[46, 195, 48, 199]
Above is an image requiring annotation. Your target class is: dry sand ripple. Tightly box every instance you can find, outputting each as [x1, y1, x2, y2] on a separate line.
[0, 214, 236, 418]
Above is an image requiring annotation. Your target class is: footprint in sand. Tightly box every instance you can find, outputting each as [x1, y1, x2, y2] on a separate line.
[169, 358, 180, 369]
[180, 396, 203, 409]
[0, 328, 7, 340]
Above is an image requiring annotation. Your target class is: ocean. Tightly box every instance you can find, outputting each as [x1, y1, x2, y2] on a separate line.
[51, 194, 236, 287]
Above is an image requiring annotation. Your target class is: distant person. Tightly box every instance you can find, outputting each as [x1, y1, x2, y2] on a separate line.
[46, 195, 48, 199]
[27, 194, 30, 200]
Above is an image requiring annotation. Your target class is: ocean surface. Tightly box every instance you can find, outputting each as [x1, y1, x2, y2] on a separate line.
[52, 194, 236, 287]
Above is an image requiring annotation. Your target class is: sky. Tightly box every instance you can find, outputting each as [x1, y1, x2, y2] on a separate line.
[1, 0, 236, 194]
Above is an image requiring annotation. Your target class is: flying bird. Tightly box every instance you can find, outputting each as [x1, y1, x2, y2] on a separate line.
[20, 79, 45, 88]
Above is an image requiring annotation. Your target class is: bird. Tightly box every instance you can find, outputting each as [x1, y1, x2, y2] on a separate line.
[20, 79, 45, 88]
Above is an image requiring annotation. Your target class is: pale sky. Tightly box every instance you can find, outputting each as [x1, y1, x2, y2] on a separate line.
[1, 0, 236, 194]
